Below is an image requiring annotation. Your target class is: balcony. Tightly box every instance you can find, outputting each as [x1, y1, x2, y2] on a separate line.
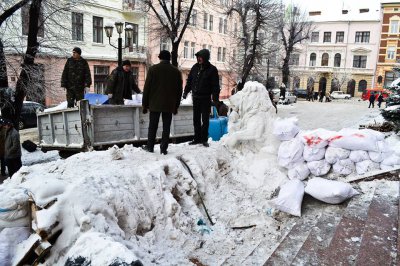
[292, 65, 374, 75]
[122, 45, 147, 62]
[122, 0, 143, 13]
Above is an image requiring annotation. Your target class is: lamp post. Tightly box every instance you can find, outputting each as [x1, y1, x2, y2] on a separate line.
[104, 22, 134, 67]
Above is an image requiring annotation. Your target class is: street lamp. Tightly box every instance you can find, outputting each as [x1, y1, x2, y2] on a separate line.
[104, 21, 134, 67]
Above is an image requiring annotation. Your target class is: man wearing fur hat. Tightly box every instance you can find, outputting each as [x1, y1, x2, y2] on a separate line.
[61, 47, 92, 108]
[106, 59, 142, 105]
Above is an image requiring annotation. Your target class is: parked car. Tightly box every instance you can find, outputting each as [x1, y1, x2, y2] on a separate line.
[19, 101, 45, 129]
[293, 88, 308, 99]
[272, 90, 297, 104]
[331, 91, 351, 99]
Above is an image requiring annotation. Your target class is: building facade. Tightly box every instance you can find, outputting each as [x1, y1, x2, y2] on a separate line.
[291, 6, 381, 98]
[376, 1, 400, 89]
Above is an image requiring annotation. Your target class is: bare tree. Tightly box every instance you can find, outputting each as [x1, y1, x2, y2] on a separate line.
[227, 0, 280, 91]
[331, 70, 350, 92]
[141, 0, 196, 67]
[280, 4, 313, 89]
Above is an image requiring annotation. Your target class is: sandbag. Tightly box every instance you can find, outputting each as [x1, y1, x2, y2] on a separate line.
[355, 160, 379, 175]
[368, 151, 389, 163]
[303, 146, 325, 162]
[349, 150, 370, 163]
[278, 138, 304, 168]
[332, 159, 355, 176]
[325, 147, 350, 164]
[0, 227, 31, 265]
[329, 128, 383, 151]
[273, 117, 300, 141]
[0, 189, 30, 222]
[307, 160, 331, 176]
[288, 161, 310, 181]
[381, 154, 400, 166]
[380, 164, 395, 171]
[270, 179, 304, 217]
[305, 177, 359, 204]
[298, 129, 336, 148]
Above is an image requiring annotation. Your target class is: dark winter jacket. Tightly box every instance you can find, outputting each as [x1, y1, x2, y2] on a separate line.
[378, 95, 384, 103]
[369, 94, 376, 102]
[106, 67, 141, 104]
[0, 127, 6, 158]
[184, 49, 220, 101]
[61, 57, 92, 91]
[4, 127, 21, 159]
[142, 61, 182, 113]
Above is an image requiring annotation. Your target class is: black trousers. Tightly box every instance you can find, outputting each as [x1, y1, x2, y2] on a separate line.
[147, 111, 172, 151]
[369, 101, 375, 108]
[66, 88, 84, 108]
[0, 157, 6, 175]
[193, 97, 211, 143]
[5, 157, 22, 177]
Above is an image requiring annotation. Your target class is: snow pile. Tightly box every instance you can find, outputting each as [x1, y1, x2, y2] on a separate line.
[275, 120, 400, 179]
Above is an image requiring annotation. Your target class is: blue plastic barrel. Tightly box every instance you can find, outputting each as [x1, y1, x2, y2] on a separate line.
[208, 106, 228, 141]
[84, 93, 109, 105]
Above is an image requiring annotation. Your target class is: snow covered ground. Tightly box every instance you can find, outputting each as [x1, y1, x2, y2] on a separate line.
[0, 84, 398, 265]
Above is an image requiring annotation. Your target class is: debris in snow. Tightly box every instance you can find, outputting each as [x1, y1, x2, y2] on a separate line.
[351, 237, 360, 242]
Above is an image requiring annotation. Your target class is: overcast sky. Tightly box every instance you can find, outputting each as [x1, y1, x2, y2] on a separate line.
[282, 0, 381, 12]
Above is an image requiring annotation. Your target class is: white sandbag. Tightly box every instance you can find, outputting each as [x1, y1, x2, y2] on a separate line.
[381, 154, 400, 166]
[356, 160, 380, 175]
[303, 146, 325, 162]
[307, 160, 331, 176]
[298, 129, 336, 148]
[349, 150, 370, 163]
[273, 117, 300, 141]
[0, 227, 30, 266]
[380, 164, 395, 171]
[305, 177, 359, 204]
[0, 216, 30, 229]
[270, 179, 304, 217]
[376, 140, 391, 153]
[288, 161, 310, 181]
[329, 128, 382, 151]
[332, 159, 355, 176]
[325, 147, 350, 164]
[0, 188, 30, 221]
[278, 138, 304, 168]
[368, 151, 389, 163]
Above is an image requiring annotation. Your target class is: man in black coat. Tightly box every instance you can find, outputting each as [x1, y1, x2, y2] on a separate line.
[183, 49, 220, 147]
[368, 92, 375, 108]
[106, 60, 141, 105]
[142, 50, 183, 154]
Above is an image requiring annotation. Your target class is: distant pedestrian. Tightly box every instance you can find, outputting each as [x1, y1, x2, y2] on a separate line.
[142, 51, 182, 155]
[0, 118, 7, 177]
[183, 49, 220, 147]
[313, 91, 318, 101]
[61, 47, 92, 108]
[368, 93, 375, 108]
[377, 93, 384, 108]
[106, 60, 142, 105]
[268, 89, 278, 113]
[319, 90, 325, 102]
[325, 91, 331, 102]
[279, 83, 286, 100]
[2, 119, 21, 177]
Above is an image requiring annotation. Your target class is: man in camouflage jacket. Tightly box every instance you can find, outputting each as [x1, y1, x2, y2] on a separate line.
[61, 47, 92, 108]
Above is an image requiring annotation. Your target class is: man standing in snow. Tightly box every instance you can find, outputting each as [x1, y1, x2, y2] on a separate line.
[377, 93, 384, 108]
[61, 47, 92, 108]
[2, 119, 21, 177]
[142, 51, 182, 154]
[0, 118, 7, 177]
[183, 49, 220, 147]
[368, 92, 375, 108]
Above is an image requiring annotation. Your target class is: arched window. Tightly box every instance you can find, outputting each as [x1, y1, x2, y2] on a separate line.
[321, 53, 329, 66]
[331, 78, 339, 92]
[378, 75, 383, 84]
[309, 53, 316, 66]
[334, 53, 341, 67]
[293, 76, 300, 89]
[358, 80, 367, 92]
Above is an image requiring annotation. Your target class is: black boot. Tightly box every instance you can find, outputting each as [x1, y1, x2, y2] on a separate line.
[188, 140, 200, 145]
[142, 145, 154, 153]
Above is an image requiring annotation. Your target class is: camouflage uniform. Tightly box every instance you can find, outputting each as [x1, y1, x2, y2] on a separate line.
[61, 57, 92, 107]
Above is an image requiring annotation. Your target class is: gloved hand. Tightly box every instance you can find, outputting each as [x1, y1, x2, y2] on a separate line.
[142, 107, 148, 114]
[107, 94, 113, 99]
[182, 93, 187, 99]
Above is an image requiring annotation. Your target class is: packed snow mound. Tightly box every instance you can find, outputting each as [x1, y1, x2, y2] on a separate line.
[222, 81, 277, 152]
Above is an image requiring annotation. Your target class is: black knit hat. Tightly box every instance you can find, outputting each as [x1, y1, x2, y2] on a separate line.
[72, 47, 82, 55]
[158, 50, 171, 61]
[122, 60, 131, 66]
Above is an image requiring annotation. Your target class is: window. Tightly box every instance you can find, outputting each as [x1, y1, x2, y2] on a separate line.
[359, 8, 369, 13]
[190, 9, 197, 26]
[125, 23, 138, 51]
[342, 10, 348, 14]
[353, 55, 367, 68]
[336, 31, 344, 43]
[321, 53, 329, 66]
[358, 80, 367, 92]
[387, 46, 396, 59]
[309, 53, 316, 66]
[72, 12, 84, 41]
[184, 41, 189, 58]
[22, 4, 44, 37]
[222, 48, 226, 62]
[311, 32, 319, 43]
[323, 32, 331, 43]
[94, 66, 109, 94]
[334, 53, 341, 67]
[355, 31, 370, 43]
[93, 16, 103, 43]
[289, 54, 300, 66]
[131, 66, 138, 84]
[385, 71, 396, 87]
[160, 37, 170, 51]
[203, 12, 208, 29]
[378, 75, 383, 84]
[390, 20, 399, 34]
[209, 15, 213, 31]
[223, 19, 227, 34]
[219, 18, 223, 33]
[190, 42, 196, 59]
[309, 11, 321, 16]
[217, 47, 222, 61]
